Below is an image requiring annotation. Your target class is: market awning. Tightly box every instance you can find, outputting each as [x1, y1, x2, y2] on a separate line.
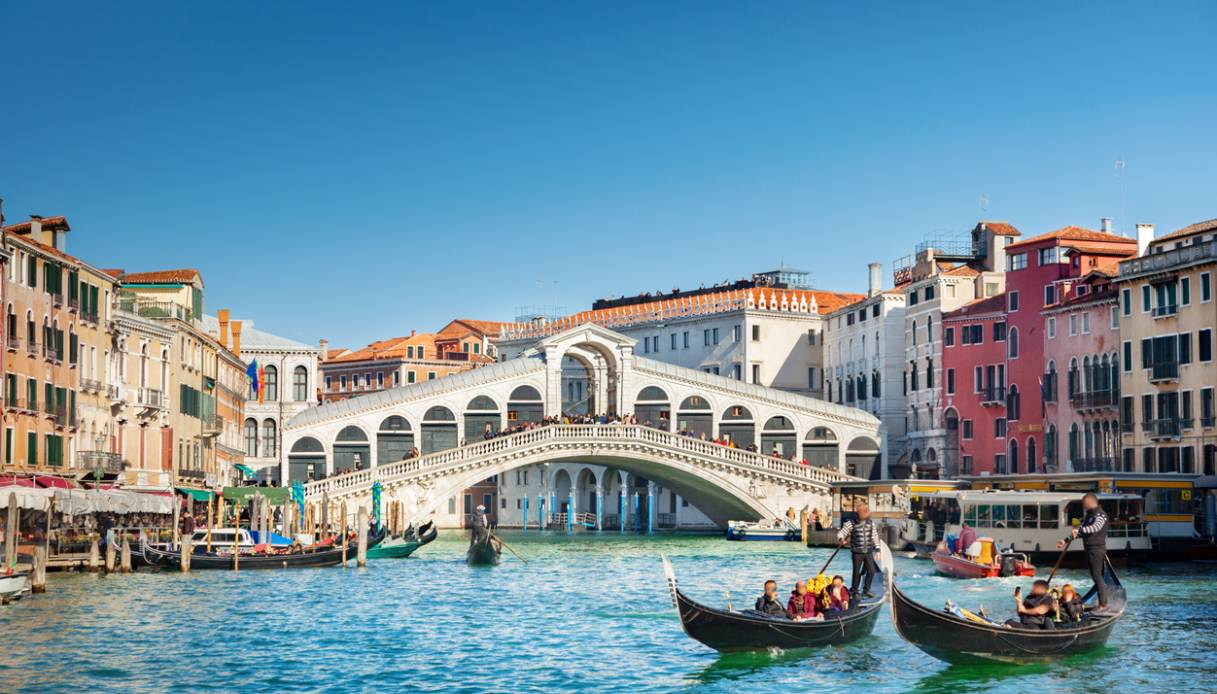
[175, 487, 215, 502]
[0, 486, 53, 512]
[234, 463, 256, 478]
[52, 488, 174, 515]
[222, 486, 291, 506]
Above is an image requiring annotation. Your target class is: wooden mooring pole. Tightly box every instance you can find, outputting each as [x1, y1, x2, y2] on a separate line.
[181, 536, 191, 573]
[120, 537, 132, 573]
[357, 505, 368, 568]
[88, 538, 101, 572]
[31, 546, 47, 593]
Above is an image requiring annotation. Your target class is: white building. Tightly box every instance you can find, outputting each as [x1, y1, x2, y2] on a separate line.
[896, 222, 1015, 477]
[823, 262, 907, 477]
[203, 314, 319, 483]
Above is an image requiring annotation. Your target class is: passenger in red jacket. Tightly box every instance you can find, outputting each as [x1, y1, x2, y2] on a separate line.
[786, 581, 819, 621]
[823, 575, 851, 613]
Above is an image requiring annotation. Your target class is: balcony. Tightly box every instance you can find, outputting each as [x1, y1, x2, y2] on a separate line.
[117, 295, 193, 323]
[1073, 457, 1118, 472]
[52, 405, 76, 429]
[177, 468, 207, 482]
[44, 345, 59, 363]
[136, 387, 166, 413]
[1152, 304, 1179, 319]
[67, 295, 80, 312]
[201, 414, 222, 437]
[81, 310, 100, 325]
[51, 293, 63, 308]
[1203, 416, 1217, 428]
[1149, 361, 1180, 383]
[4, 395, 36, 415]
[1069, 388, 1119, 412]
[78, 451, 123, 474]
[1146, 418, 1191, 441]
[25, 340, 38, 356]
[79, 377, 104, 394]
[1121, 237, 1217, 280]
[5, 336, 18, 352]
[980, 386, 1006, 407]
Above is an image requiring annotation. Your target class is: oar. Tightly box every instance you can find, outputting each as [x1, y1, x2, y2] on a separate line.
[494, 535, 528, 564]
[816, 544, 844, 576]
[1047, 536, 1073, 584]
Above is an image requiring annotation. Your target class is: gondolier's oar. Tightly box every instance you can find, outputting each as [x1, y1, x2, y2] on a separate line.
[494, 535, 528, 563]
[816, 544, 844, 576]
[1047, 536, 1073, 584]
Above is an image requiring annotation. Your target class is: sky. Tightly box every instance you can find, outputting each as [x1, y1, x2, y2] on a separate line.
[3, 2, 1215, 348]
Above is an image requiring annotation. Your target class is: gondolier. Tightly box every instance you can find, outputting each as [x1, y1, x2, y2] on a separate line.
[472, 504, 490, 544]
[1059, 493, 1109, 609]
[837, 503, 882, 599]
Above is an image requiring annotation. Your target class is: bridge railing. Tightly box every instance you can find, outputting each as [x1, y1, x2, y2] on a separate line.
[303, 424, 857, 498]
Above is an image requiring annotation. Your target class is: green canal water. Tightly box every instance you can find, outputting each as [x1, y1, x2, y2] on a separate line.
[1, 533, 1215, 693]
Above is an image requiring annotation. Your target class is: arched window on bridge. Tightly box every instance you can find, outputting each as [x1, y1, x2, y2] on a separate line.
[288, 436, 325, 483]
[719, 405, 754, 449]
[803, 426, 838, 470]
[676, 395, 712, 439]
[761, 415, 796, 460]
[377, 415, 414, 463]
[507, 385, 543, 425]
[634, 386, 670, 431]
[422, 406, 458, 453]
[846, 436, 882, 479]
[465, 396, 501, 440]
[334, 425, 370, 474]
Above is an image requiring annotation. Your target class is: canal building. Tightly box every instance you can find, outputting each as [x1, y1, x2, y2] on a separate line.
[940, 293, 1009, 476]
[1116, 218, 1217, 475]
[894, 221, 1015, 478]
[202, 312, 320, 484]
[822, 262, 908, 477]
[110, 298, 176, 489]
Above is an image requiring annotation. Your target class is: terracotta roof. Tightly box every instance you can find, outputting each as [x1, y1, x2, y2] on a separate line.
[1, 215, 70, 235]
[324, 333, 438, 364]
[943, 265, 979, 278]
[1154, 217, 1217, 244]
[5, 228, 81, 266]
[1005, 226, 1137, 251]
[120, 269, 203, 286]
[943, 294, 1006, 320]
[437, 319, 508, 339]
[101, 268, 125, 279]
[977, 221, 1021, 237]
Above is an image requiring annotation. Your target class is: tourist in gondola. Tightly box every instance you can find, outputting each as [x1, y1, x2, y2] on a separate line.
[1059, 584, 1084, 623]
[754, 579, 785, 617]
[1007, 580, 1056, 630]
[1058, 493, 1110, 610]
[786, 581, 820, 621]
[823, 575, 850, 613]
[837, 503, 882, 599]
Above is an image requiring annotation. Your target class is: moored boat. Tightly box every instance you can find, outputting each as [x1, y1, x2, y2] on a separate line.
[368, 522, 438, 559]
[0, 571, 29, 603]
[141, 526, 386, 570]
[890, 558, 1126, 664]
[661, 545, 892, 652]
[932, 537, 1035, 579]
[725, 519, 800, 541]
[467, 533, 501, 566]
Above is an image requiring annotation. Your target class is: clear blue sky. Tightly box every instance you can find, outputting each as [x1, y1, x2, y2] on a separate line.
[3, 2, 1215, 348]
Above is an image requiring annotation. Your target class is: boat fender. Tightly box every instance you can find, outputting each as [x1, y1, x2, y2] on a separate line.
[786, 530, 797, 541]
[737, 529, 746, 538]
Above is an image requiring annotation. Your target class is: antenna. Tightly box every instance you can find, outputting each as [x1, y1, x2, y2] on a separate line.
[978, 193, 989, 213]
[1115, 158, 1126, 235]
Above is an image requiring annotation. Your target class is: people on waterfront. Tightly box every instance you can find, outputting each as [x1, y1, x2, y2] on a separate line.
[786, 581, 820, 621]
[837, 503, 882, 599]
[1058, 493, 1110, 610]
[1059, 584, 1084, 623]
[181, 510, 195, 536]
[823, 575, 850, 613]
[754, 579, 785, 617]
[1007, 580, 1056, 630]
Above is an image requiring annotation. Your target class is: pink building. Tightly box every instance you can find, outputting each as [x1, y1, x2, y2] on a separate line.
[942, 295, 1009, 475]
[1042, 271, 1123, 472]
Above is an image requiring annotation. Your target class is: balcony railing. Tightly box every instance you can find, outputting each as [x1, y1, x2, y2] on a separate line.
[25, 340, 39, 356]
[77, 450, 123, 473]
[1203, 416, 1217, 428]
[1149, 362, 1180, 383]
[980, 386, 1006, 407]
[1152, 304, 1179, 319]
[67, 295, 80, 312]
[44, 345, 59, 362]
[5, 336, 19, 352]
[4, 395, 36, 414]
[1121, 237, 1217, 280]
[1069, 389, 1119, 411]
[117, 295, 193, 323]
[1073, 457, 1118, 472]
[136, 387, 166, 410]
[201, 414, 222, 436]
[51, 293, 63, 308]
[178, 468, 207, 481]
[79, 377, 104, 394]
[1146, 418, 1191, 441]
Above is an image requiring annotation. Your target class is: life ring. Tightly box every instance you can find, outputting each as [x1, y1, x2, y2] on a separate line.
[737, 528, 747, 539]
[786, 530, 798, 541]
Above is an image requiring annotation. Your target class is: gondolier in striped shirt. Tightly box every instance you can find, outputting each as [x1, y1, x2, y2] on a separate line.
[1058, 493, 1109, 610]
[837, 503, 882, 599]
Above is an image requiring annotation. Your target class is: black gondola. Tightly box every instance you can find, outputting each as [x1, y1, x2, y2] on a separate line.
[661, 552, 889, 652]
[890, 558, 1126, 664]
[140, 527, 386, 570]
[466, 533, 501, 566]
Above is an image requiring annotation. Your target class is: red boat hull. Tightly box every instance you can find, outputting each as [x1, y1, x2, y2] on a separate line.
[932, 550, 1035, 579]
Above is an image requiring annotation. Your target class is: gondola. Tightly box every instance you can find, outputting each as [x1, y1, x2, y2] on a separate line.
[890, 557, 1126, 664]
[367, 521, 438, 559]
[140, 526, 386, 570]
[660, 544, 892, 652]
[466, 532, 501, 566]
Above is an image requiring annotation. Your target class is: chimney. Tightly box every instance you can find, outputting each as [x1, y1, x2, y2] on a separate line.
[1100, 217, 1113, 234]
[217, 309, 231, 349]
[319, 339, 329, 361]
[231, 320, 243, 357]
[867, 262, 882, 298]
[29, 215, 43, 244]
[1136, 223, 1154, 257]
[410, 329, 416, 338]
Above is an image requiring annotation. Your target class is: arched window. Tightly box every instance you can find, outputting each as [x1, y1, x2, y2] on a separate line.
[140, 344, 149, 388]
[1007, 439, 1019, 475]
[262, 419, 277, 457]
[1082, 356, 1092, 393]
[509, 385, 543, 401]
[1008, 327, 1020, 359]
[293, 365, 308, 401]
[1068, 423, 1080, 467]
[636, 386, 668, 402]
[264, 365, 278, 401]
[1027, 436, 1037, 474]
[244, 418, 258, 457]
[1007, 385, 1021, 421]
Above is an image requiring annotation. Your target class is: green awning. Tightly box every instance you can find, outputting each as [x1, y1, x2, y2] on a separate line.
[222, 486, 291, 506]
[234, 463, 256, 477]
[175, 487, 215, 502]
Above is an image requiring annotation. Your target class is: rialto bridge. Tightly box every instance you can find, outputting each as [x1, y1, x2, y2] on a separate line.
[286, 325, 883, 528]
